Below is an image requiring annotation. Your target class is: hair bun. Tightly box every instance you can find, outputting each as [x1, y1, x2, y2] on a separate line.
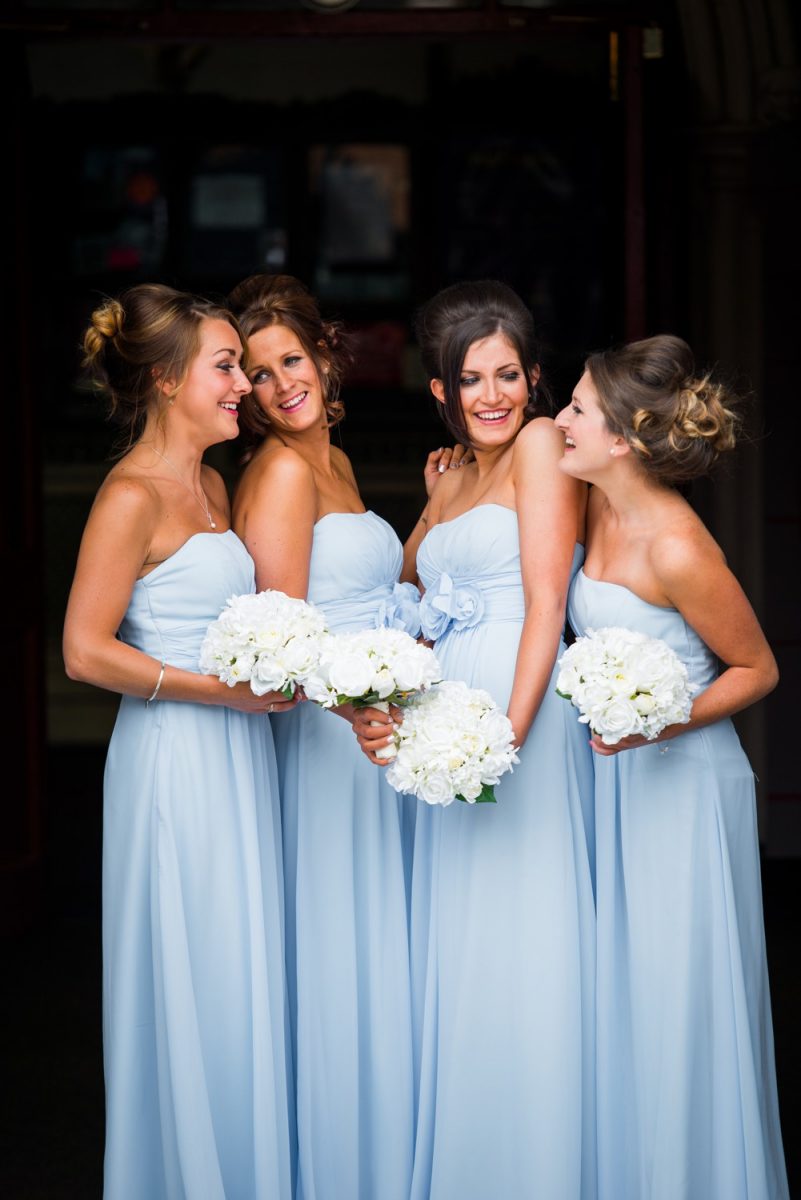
[82, 298, 125, 366]
[588, 334, 740, 485]
[672, 376, 737, 453]
[80, 283, 238, 454]
[92, 297, 124, 339]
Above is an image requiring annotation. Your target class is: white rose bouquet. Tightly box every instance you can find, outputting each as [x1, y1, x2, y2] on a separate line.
[303, 626, 441, 759]
[556, 626, 696, 745]
[199, 589, 329, 698]
[385, 679, 519, 805]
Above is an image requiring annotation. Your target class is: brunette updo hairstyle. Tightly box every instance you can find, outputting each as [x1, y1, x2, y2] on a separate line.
[587, 335, 740, 486]
[415, 279, 550, 448]
[82, 283, 240, 451]
[227, 274, 352, 440]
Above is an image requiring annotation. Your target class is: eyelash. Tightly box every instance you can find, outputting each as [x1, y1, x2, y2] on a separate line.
[251, 356, 302, 386]
[571, 403, 582, 415]
[459, 371, 521, 387]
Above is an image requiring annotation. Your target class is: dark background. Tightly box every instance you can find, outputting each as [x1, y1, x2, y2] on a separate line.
[1, 1, 799, 1195]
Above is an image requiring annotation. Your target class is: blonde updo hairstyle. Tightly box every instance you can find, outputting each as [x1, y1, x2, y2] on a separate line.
[82, 283, 242, 451]
[228, 274, 352, 441]
[587, 334, 740, 485]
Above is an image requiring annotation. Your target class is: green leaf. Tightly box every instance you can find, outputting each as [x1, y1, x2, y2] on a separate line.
[281, 684, 295, 700]
[458, 784, 497, 805]
[352, 692, 381, 708]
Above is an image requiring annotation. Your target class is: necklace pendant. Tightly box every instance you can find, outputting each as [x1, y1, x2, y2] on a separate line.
[210, 520, 217, 529]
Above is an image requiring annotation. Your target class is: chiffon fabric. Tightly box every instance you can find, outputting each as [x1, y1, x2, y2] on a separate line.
[102, 530, 293, 1199]
[271, 511, 418, 1200]
[568, 568, 789, 1200]
[411, 503, 597, 1200]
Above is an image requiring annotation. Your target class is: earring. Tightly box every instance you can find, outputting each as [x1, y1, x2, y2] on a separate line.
[609, 446, 616, 456]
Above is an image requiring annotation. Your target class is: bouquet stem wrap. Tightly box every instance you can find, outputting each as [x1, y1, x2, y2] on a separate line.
[368, 700, 397, 761]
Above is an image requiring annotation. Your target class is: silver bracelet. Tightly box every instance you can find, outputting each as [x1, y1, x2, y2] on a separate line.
[146, 661, 166, 705]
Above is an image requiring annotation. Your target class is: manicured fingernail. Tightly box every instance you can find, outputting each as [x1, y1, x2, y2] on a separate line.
[449, 462, 459, 469]
[438, 464, 446, 473]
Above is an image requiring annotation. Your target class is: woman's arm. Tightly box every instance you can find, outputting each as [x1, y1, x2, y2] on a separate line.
[507, 419, 582, 746]
[234, 448, 317, 597]
[401, 508, 430, 586]
[591, 525, 778, 756]
[63, 477, 292, 714]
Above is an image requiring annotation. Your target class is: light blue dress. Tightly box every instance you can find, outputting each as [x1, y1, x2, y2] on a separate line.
[102, 531, 294, 1200]
[411, 504, 596, 1200]
[568, 568, 789, 1200]
[271, 511, 418, 1200]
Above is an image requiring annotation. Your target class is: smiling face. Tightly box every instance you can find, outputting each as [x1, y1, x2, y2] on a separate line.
[555, 368, 625, 480]
[433, 331, 535, 450]
[171, 317, 251, 442]
[246, 323, 327, 436]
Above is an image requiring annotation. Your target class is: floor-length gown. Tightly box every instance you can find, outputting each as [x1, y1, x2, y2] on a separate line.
[102, 530, 293, 1200]
[568, 568, 789, 1200]
[271, 511, 417, 1200]
[411, 503, 596, 1200]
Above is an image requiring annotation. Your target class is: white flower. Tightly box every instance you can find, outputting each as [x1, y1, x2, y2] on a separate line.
[418, 771, 458, 806]
[308, 626, 441, 709]
[371, 668, 396, 700]
[596, 695, 641, 744]
[385, 679, 519, 806]
[200, 588, 329, 698]
[328, 650, 376, 699]
[633, 692, 657, 716]
[556, 626, 695, 744]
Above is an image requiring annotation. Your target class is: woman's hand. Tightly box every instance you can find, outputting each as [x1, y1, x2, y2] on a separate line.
[220, 682, 303, 716]
[423, 444, 473, 498]
[589, 726, 678, 756]
[350, 703, 402, 766]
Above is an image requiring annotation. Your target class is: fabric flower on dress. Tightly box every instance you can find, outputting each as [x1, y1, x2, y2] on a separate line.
[420, 573, 485, 641]
[374, 581, 422, 638]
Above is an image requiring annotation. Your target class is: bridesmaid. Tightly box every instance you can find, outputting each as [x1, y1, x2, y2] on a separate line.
[556, 335, 789, 1200]
[228, 274, 458, 1200]
[63, 284, 295, 1198]
[361, 280, 596, 1199]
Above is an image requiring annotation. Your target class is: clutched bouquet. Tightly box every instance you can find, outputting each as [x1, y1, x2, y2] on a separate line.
[303, 626, 441, 757]
[199, 589, 329, 698]
[556, 626, 696, 745]
[385, 680, 520, 806]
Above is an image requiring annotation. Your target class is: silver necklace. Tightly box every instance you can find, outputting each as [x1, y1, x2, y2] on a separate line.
[151, 447, 217, 529]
